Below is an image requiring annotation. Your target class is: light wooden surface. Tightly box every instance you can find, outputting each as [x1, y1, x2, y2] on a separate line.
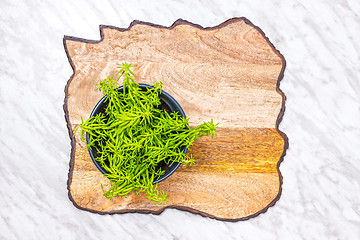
[64, 18, 286, 220]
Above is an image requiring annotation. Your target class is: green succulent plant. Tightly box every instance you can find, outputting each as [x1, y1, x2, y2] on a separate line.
[75, 63, 218, 204]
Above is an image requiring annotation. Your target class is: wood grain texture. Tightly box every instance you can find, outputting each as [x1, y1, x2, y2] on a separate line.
[63, 18, 287, 221]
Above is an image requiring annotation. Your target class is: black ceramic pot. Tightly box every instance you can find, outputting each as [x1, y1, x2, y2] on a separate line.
[86, 84, 187, 184]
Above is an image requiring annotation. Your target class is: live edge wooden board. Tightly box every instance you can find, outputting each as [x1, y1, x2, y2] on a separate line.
[63, 18, 287, 221]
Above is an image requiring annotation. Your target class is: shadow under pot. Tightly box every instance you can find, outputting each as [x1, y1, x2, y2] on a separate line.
[86, 83, 187, 184]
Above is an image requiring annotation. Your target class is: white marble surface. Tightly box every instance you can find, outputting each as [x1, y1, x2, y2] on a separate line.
[1, 0, 360, 239]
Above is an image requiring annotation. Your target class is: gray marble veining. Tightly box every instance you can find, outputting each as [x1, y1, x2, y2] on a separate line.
[1, 0, 360, 239]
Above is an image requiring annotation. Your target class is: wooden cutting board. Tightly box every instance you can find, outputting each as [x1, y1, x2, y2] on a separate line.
[63, 17, 287, 221]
